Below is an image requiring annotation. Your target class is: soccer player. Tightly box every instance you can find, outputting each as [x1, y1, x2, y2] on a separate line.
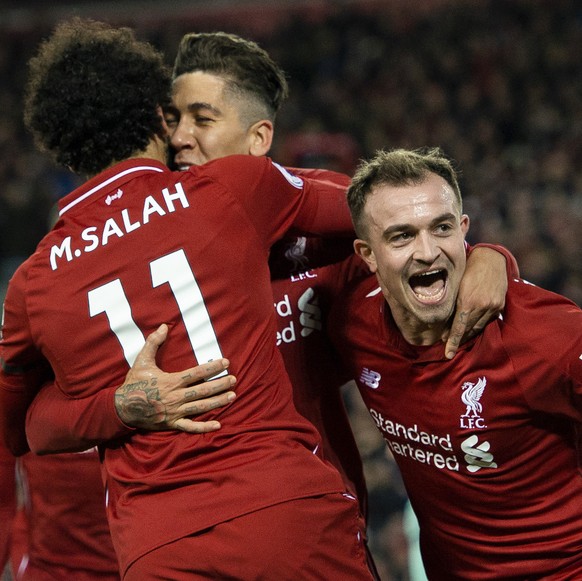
[330, 146, 582, 579]
[0, 19, 378, 580]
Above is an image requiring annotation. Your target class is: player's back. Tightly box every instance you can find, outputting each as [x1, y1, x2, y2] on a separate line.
[19, 155, 348, 572]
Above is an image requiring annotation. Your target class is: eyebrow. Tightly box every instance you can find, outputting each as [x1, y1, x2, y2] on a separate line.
[381, 212, 457, 238]
[187, 101, 222, 116]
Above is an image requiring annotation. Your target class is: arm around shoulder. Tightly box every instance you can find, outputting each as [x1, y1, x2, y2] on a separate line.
[26, 382, 131, 454]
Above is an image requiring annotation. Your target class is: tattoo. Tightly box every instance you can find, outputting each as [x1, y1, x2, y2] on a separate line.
[457, 311, 468, 324]
[115, 380, 167, 427]
[449, 311, 469, 346]
[183, 387, 197, 400]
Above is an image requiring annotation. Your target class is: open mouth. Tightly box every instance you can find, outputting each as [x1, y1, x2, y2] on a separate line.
[409, 269, 448, 304]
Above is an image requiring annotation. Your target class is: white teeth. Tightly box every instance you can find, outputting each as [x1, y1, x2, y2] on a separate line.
[412, 287, 446, 301]
[416, 269, 441, 277]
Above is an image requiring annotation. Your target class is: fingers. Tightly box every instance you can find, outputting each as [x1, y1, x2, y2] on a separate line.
[174, 419, 222, 434]
[183, 374, 236, 399]
[133, 324, 169, 368]
[172, 389, 237, 433]
[463, 312, 491, 338]
[445, 309, 499, 359]
[181, 390, 236, 417]
[180, 374, 236, 415]
[445, 310, 469, 359]
[178, 359, 230, 386]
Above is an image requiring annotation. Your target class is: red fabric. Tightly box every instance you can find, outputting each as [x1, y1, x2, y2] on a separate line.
[270, 252, 369, 510]
[15, 450, 119, 578]
[8, 506, 26, 580]
[22, 241, 374, 565]
[0, 156, 353, 575]
[125, 493, 372, 581]
[0, 444, 16, 572]
[331, 275, 582, 579]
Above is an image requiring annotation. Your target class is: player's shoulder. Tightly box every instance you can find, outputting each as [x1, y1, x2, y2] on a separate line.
[194, 154, 270, 177]
[506, 277, 580, 313]
[503, 277, 582, 335]
[190, 156, 306, 196]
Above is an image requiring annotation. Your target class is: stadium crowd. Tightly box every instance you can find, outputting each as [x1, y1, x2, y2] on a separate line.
[0, 0, 580, 579]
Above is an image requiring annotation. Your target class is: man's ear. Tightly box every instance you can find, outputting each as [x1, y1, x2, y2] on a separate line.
[354, 239, 377, 273]
[460, 214, 470, 238]
[156, 105, 170, 138]
[248, 120, 274, 157]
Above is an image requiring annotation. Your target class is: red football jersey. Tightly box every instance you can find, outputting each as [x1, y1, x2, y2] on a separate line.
[270, 247, 369, 508]
[23, 241, 372, 526]
[0, 155, 353, 574]
[0, 442, 16, 572]
[15, 450, 119, 578]
[331, 276, 582, 579]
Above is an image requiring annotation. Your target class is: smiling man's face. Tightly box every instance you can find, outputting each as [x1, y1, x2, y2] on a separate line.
[166, 71, 272, 169]
[354, 172, 470, 344]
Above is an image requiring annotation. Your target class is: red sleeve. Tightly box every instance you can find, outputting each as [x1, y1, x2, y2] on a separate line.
[0, 443, 16, 571]
[0, 264, 53, 456]
[471, 242, 520, 279]
[26, 383, 134, 454]
[199, 155, 353, 246]
[286, 166, 352, 188]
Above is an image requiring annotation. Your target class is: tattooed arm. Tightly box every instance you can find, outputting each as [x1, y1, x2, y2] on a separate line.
[26, 325, 236, 454]
[114, 324, 236, 431]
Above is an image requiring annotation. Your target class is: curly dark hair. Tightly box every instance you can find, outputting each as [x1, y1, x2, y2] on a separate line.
[173, 31, 288, 122]
[23, 18, 171, 176]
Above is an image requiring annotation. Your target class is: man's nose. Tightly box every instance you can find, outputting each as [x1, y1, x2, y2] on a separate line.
[413, 232, 440, 263]
[170, 121, 194, 150]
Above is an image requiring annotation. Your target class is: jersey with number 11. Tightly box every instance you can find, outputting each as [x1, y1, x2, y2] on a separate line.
[1, 154, 352, 575]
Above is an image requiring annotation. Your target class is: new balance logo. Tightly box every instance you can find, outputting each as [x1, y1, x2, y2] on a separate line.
[460, 434, 497, 473]
[360, 368, 381, 389]
[105, 188, 124, 205]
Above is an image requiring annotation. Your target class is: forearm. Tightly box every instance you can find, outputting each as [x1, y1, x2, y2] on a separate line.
[0, 264, 51, 455]
[0, 374, 39, 456]
[471, 242, 520, 279]
[26, 383, 133, 454]
[285, 165, 353, 237]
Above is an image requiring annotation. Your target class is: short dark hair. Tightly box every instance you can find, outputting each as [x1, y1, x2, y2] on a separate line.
[347, 147, 462, 238]
[24, 18, 171, 175]
[173, 31, 288, 122]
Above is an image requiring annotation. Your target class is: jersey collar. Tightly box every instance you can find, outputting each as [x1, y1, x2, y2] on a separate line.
[58, 158, 168, 217]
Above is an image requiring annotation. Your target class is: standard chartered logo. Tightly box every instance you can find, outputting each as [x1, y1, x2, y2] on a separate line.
[460, 434, 497, 473]
[370, 410, 459, 472]
[369, 409, 498, 475]
[274, 288, 322, 346]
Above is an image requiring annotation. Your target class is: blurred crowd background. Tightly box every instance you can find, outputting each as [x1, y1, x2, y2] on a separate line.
[1, 0, 580, 579]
